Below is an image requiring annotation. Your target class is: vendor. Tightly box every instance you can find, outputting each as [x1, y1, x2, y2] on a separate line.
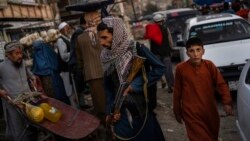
[0, 41, 38, 141]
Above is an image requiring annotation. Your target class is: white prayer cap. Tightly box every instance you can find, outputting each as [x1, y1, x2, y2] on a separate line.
[153, 14, 164, 22]
[58, 22, 68, 30]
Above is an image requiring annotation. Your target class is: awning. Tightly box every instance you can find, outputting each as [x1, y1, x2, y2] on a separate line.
[65, 0, 114, 12]
[1, 21, 55, 30]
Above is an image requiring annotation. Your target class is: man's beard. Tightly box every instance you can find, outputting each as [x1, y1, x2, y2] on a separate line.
[65, 32, 72, 38]
[103, 45, 111, 50]
[13, 60, 23, 68]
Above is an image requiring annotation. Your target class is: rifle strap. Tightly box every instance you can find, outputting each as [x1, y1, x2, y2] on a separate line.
[115, 66, 149, 140]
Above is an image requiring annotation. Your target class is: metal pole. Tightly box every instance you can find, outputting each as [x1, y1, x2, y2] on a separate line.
[119, 1, 125, 16]
[71, 73, 80, 108]
[130, 0, 137, 20]
[3, 29, 9, 42]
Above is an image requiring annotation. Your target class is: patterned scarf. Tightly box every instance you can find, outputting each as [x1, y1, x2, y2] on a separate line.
[100, 17, 133, 83]
[85, 27, 98, 46]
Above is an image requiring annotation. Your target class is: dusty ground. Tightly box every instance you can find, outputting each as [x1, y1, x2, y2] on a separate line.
[155, 86, 240, 141]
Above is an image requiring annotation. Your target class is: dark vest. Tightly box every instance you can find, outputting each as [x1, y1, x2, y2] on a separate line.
[58, 36, 70, 72]
[150, 23, 172, 58]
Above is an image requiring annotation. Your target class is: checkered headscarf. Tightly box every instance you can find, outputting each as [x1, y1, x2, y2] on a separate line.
[101, 17, 129, 63]
[100, 17, 132, 75]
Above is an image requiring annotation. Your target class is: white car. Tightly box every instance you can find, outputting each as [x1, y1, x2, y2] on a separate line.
[236, 60, 250, 141]
[177, 13, 250, 88]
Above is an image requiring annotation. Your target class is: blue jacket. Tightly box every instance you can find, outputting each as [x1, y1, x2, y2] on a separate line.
[32, 40, 59, 75]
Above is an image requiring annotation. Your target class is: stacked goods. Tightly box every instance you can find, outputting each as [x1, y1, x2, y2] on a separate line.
[13, 93, 62, 123]
[25, 103, 44, 123]
[40, 31, 48, 42]
[24, 102, 62, 123]
[39, 102, 62, 123]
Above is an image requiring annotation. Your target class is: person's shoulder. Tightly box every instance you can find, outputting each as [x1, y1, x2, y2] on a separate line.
[136, 41, 150, 50]
[0, 60, 7, 71]
[56, 37, 63, 43]
[0, 62, 2, 74]
[75, 27, 84, 33]
[162, 23, 169, 28]
[202, 59, 219, 73]
[71, 28, 83, 38]
[76, 33, 89, 45]
[56, 38, 64, 47]
[77, 32, 88, 39]
[203, 59, 216, 67]
[174, 62, 188, 76]
[135, 41, 150, 54]
[176, 61, 187, 69]
[0, 61, 4, 66]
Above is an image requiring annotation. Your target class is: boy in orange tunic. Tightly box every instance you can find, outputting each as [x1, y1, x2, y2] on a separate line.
[173, 37, 233, 141]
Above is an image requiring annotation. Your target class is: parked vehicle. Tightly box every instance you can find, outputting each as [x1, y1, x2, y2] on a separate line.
[177, 13, 250, 90]
[236, 60, 250, 141]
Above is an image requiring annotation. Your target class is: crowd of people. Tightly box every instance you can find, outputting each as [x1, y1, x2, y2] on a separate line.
[0, 6, 234, 141]
[199, 0, 250, 21]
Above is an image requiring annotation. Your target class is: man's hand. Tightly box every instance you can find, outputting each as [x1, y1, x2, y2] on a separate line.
[112, 113, 121, 122]
[106, 115, 112, 123]
[40, 94, 48, 99]
[106, 113, 121, 123]
[223, 104, 233, 116]
[123, 85, 134, 96]
[0, 90, 7, 98]
[30, 76, 38, 91]
[0, 90, 13, 104]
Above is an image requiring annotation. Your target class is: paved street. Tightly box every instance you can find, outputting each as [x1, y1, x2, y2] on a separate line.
[155, 84, 241, 141]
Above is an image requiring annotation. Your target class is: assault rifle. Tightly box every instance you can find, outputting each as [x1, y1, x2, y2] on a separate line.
[106, 55, 146, 140]
[112, 55, 145, 115]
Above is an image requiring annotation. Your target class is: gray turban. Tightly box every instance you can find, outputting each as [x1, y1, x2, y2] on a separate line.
[4, 41, 23, 53]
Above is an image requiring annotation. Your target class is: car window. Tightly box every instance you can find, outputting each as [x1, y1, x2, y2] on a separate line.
[166, 13, 198, 45]
[241, 20, 250, 33]
[189, 19, 250, 45]
[183, 23, 189, 41]
[245, 65, 250, 84]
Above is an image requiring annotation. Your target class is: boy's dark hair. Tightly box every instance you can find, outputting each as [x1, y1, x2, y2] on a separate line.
[224, 2, 230, 10]
[185, 37, 203, 50]
[97, 21, 113, 33]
